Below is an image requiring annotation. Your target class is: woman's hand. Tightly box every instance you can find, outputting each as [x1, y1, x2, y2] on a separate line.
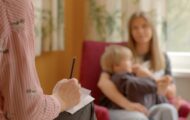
[165, 81, 176, 98]
[156, 75, 172, 95]
[127, 102, 148, 115]
[52, 78, 81, 112]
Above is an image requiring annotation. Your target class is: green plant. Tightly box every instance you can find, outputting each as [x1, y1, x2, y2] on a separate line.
[132, 0, 140, 4]
[89, 0, 121, 41]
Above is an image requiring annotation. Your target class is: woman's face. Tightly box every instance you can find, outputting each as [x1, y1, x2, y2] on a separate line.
[130, 17, 152, 44]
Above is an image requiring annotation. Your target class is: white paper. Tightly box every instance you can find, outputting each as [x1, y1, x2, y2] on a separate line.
[66, 87, 94, 114]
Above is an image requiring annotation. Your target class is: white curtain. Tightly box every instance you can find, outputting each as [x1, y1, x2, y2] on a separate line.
[33, 0, 64, 55]
[85, 0, 166, 42]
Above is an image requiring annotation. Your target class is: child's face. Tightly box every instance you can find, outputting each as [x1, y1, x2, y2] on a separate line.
[113, 58, 132, 74]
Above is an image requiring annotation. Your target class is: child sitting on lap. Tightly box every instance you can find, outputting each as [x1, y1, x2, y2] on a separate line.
[100, 45, 172, 109]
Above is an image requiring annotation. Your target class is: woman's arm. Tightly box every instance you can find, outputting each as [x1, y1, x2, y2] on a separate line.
[98, 72, 148, 114]
[166, 83, 177, 99]
[0, 1, 80, 119]
[164, 53, 177, 99]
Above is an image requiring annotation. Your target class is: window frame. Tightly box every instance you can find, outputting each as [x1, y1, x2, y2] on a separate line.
[168, 52, 190, 78]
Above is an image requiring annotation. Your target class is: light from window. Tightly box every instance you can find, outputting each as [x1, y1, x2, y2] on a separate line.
[166, 0, 190, 52]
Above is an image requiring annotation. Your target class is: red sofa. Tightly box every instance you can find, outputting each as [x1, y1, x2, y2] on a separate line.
[79, 40, 188, 120]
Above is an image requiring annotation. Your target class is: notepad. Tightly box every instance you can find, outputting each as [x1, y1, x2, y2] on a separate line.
[66, 87, 94, 114]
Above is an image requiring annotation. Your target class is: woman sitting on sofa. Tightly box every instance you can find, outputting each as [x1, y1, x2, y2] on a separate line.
[126, 11, 190, 118]
[98, 11, 181, 120]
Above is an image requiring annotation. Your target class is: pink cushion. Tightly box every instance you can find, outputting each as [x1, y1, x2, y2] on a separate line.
[95, 104, 110, 120]
[80, 40, 127, 104]
[169, 98, 190, 118]
[178, 102, 190, 118]
[179, 118, 187, 120]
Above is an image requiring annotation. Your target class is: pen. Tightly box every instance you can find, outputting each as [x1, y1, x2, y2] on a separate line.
[69, 57, 76, 79]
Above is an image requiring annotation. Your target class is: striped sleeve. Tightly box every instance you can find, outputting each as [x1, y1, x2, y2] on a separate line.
[33, 95, 62, 119]
[0, 0, 62, 119]
[0, 0, 10, 51]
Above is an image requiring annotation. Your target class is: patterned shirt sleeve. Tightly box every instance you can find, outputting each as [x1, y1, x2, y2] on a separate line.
[0, 0, 61, 119]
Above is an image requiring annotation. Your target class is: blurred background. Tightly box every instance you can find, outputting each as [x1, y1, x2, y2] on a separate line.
[33, 0, 190, 108]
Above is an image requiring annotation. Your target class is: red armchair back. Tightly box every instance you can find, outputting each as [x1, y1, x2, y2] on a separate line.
[79, 40, 127, 104]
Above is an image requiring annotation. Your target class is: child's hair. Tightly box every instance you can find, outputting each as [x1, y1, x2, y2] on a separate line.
[100, 45, 132, 73]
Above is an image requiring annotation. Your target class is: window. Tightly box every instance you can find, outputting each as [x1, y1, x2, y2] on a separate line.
[166, 0, 190, 52]
[166, 0, 190, 77]
[33, 0, 64, 55]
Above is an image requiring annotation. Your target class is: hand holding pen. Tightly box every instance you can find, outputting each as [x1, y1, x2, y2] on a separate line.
[52, 57, 81, 111]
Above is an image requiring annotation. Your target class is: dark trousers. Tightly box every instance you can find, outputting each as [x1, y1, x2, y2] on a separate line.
[54, 102, 96, 120]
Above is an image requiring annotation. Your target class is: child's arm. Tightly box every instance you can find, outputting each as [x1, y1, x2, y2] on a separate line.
[115, 73, 171, 96]
[126, 76, 157, 95]
[132, 64, 173, 96]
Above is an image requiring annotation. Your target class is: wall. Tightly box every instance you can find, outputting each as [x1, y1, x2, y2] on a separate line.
[175, 76, 190, 101]
[35, 0, 85, 94]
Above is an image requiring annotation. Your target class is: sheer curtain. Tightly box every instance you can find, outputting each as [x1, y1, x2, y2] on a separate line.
[85, 0, 166, 42]
[33, 0, 64, 55]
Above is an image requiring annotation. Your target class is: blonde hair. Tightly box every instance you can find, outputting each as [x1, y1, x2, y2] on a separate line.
[100, 45, 132, 73]
[127, 11, 165, 72]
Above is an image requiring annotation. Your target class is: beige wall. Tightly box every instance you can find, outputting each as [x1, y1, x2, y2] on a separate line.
[35, 0, 85, 94]
[175, 77, 190, 101]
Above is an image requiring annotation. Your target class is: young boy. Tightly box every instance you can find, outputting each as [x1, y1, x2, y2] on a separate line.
[100, 45, 171, 109]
